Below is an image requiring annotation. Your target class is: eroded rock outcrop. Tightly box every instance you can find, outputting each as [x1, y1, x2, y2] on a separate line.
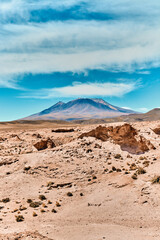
[153, 128, 160, 135]
[10, 134, 22, 141]
[52, 128, 74, 133]
[79, 124, 155, 154]
[34, 138, 55, 151]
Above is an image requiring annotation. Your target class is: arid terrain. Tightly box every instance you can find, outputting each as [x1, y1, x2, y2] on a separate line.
[1, 120, 160, 239]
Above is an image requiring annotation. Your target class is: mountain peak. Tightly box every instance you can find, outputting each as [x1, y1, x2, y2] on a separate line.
[69, 98, 108, 105]
[54, 101, 65, 106]
[23, 98, 136, 121]
[92, 98, 108, 104]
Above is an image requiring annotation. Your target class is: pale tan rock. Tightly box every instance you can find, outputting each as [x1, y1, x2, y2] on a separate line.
[34, 138, 55, 151]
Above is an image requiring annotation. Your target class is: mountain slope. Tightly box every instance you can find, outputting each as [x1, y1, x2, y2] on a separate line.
[119, 108, 160, 122]
[23, 98, 136, 121]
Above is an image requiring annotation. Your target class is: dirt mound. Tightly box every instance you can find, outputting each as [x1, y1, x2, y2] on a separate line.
[79, 124, 155, 154]
[153, 128, 160, 135]
[34, 138, 55, 151]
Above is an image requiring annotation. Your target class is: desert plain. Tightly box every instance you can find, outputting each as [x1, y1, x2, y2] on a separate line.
[0, 120, 160, 239]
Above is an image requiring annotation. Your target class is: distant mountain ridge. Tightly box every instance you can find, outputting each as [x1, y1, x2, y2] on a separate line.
[23, 98, 136, 121]
[121, 108, 160, 122]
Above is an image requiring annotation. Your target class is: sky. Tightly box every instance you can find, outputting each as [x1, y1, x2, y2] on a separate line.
[0, 0, 160, 121]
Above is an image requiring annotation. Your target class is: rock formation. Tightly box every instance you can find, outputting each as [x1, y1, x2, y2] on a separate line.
[34, 138, 55, 151]
[153, 128, 160, 135]
[79, 124, 155, 154]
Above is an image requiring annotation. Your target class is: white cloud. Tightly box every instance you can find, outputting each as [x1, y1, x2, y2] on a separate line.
[20, 81, 137, 99]
[0, 1, 159, 88]
[87, 0, 160, 18]
[122, 106, 132, 110]
[136, 71, 151, 75]
[0, 75, 21, 89]
[137, 107, 149, 112]
[0, 0, 160, 20]
[123, 107, 149, 113]
[0, 0, 81, 20]
[0, 20, 159, 78]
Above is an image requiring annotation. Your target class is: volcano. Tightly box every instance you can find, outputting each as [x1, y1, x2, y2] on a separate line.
[23, 98, 136, 121]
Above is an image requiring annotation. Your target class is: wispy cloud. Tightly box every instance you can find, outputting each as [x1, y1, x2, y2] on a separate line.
[123, 106, 149, 113]
[138, 107, 149, 112]
[0, 20, 159, 78]
[0, 0, 160, 22]
[20, 81, 137, 99]
[0, 0, 159, 89]
[0, 75, 22, 89]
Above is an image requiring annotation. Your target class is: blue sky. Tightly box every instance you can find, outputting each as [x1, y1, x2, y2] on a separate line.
[0, 0, 160, 121]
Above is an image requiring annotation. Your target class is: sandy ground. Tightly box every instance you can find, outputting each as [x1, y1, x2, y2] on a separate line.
[0, 121, 160, 239]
